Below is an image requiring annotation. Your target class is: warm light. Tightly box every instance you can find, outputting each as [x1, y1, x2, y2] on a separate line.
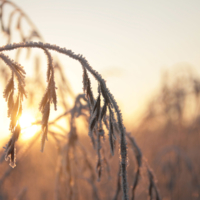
[19, 112, 40, 140]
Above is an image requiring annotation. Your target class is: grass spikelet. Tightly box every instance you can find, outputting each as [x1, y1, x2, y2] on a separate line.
[38, 50, 57, 151]
[41, 102, 50, 152]
[100, 84, 110, 105]
[82, 67, 94, 107]
[39, 90, 49, 112]
[3, 75, 14, 100]
[0, 54, 26, 167]
[9, 95, 19, 131]
[7, 89, 14, 118]
[96, 129, 105, 181]
[90, 94, 101, 132]
[108, 105, 116, 155]
[5, 123, 21, 168]
[92, 94, 100, 115]
[109, 116, 115, 156]
[100, 101, 107, 120]
[5, 145, 16, 168]
[82, 67, 88, 93]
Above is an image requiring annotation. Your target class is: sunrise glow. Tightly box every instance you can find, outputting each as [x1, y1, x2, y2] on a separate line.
[19, 112, 40, 140]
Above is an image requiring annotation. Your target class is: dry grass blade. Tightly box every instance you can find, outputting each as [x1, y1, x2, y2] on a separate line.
[108, 105, 116, 156]
[112, 167, 121, 200]
[0, 53, 26, 167]
[147, 166, 161, 200]
[96, 131, 102, 181]
[126, 134, 142, 195]
[0, 0, 43, 43]
[0, 53, 26, 88]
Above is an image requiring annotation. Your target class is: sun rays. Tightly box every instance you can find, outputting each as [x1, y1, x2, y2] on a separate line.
[19, 112, 40, 141]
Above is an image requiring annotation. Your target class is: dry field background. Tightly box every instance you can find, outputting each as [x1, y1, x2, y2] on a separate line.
[0, 1, 200, 200]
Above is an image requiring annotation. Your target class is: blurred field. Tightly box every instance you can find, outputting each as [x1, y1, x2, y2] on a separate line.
[0, 66, 199, 200]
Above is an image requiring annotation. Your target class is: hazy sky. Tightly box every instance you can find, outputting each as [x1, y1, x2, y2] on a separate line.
[1, 0, 200, 126]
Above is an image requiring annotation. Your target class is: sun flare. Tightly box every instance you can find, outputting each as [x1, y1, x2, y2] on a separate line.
[19, 112, 40, 140]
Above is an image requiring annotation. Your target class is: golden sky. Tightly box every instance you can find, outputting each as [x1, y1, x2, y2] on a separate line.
[1, 0, 200, 138]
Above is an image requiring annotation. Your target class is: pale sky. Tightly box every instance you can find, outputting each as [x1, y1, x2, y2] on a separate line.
[1, 0, 200, 132]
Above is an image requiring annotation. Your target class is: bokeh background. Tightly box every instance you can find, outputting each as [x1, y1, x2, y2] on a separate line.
[0, 1, 200, 200]
[1, 0, 200, 131]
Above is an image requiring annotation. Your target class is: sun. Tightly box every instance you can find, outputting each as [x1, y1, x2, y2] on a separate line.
[19, 112, 40, 140]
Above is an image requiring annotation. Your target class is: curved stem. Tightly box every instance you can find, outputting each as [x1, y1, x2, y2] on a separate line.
[0, 41, 129, 200]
